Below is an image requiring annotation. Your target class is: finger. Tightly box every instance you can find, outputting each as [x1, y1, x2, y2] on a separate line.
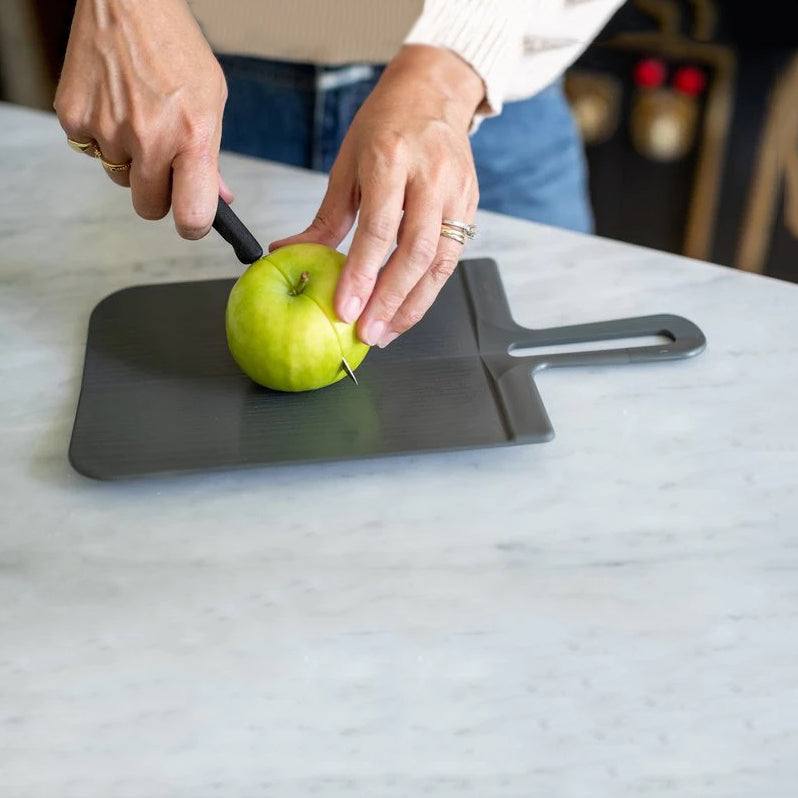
[377, 236, 463, 348]
[334, 165, 405, 327]
[56, 104, 100, 163]
[171, 144, 220, 240]
[377, 193, 477, 348]
[129, 152, 172, 221]
[59, 112, 131, 187]
[269, 160, 357, 252]
[356, 183, 441, 346]
[59, 115, 95, 154]
[93, 133, 132, 189]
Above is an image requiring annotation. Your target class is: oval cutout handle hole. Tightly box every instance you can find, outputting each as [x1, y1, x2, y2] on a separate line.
[508, 334, 671, 358]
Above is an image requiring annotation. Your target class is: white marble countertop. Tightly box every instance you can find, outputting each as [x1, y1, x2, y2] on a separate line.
[2, 102, 798, 797]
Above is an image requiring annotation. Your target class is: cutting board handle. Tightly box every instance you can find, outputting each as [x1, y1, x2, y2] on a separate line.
[460, 259, 707, 442]
[460, 260, 706, 370]
[509, 314, 706, 370]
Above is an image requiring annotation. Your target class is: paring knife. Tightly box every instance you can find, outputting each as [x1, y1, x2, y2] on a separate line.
[212, 197, 263, 265]
[212, 198, 358, 385]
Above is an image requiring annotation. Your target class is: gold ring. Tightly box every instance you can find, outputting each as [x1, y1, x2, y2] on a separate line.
[442, 218, 477, 239]
[100, 158, 132, 173]
[440, 228, 467, 246]
[67, 137, 101, 158]
[67, 136, 131, 171]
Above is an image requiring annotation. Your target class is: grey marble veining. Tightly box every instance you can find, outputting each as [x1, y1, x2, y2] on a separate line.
[1, 102, 798, 797]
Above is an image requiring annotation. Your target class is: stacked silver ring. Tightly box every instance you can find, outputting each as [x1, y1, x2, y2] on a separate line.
[440, 218, 477, 246]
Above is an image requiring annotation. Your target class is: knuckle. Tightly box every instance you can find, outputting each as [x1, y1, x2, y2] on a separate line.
[394, 305, 426, 331]
[180, 112, 217, 150]
[361, 213, 395, 246]
[188, 147, 217, 171]
[346, 268, 375, 295]
[370, 131, 407, 168]
[310, 212, 342, 240]
[405, 235, 438, 268]
[375, 286, 406, 314]
[52, 89, 65, 114]
[190, 144, 217, 168]
[55, 101, 87, 135]
[372, 286, 407, 321]
[177, 143, 217, 176]
[429, 255, 458, 284]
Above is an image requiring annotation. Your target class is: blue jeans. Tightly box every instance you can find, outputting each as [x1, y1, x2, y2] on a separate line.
[218, 56, 592, 233]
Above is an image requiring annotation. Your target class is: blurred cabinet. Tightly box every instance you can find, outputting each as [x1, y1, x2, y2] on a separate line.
[567, 0, 798, 282]
[0, 0, 75, 109]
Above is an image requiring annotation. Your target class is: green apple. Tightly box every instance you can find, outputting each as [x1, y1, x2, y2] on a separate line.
[225, 243, 369, 392]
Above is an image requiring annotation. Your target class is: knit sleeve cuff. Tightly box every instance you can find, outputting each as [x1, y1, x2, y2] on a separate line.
[403, 0, 520, 119]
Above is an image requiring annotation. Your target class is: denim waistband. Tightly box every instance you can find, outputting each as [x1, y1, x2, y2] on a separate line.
[216, 54, 381, 92]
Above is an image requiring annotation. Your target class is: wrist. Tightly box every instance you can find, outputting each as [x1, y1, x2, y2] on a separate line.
[386, 45, 485, 130]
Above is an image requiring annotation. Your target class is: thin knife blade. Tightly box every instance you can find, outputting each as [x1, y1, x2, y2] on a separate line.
[341, 356, 358, 386]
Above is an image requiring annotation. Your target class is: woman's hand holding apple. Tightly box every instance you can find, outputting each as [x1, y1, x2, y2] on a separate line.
[271, 45, 484, 348]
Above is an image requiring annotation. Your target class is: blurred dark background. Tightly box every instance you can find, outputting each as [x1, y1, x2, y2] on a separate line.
[565, 0, 798, 282]
[2, 0, 796, 281]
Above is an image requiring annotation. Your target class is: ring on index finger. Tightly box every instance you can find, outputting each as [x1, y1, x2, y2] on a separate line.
[67, 137, 102, 158]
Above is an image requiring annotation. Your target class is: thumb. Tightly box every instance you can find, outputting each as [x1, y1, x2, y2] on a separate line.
[269, 166, 357, 252]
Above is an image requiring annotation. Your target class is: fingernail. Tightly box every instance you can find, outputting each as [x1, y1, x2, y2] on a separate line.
[362, 319, 386, 346]
[378, 330, 399, 349]
[341, 296, 362, 323]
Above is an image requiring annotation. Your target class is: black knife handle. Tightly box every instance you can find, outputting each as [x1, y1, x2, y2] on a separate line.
[213, 197, 263, 265]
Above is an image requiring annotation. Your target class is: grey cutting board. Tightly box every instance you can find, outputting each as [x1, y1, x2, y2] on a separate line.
[69, 258, 705, 479]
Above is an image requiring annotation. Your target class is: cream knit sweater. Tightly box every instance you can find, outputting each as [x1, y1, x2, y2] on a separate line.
[189, 1, 624, 116]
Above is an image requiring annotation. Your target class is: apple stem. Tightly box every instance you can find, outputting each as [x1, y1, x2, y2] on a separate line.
[292, 272, 310, 295]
